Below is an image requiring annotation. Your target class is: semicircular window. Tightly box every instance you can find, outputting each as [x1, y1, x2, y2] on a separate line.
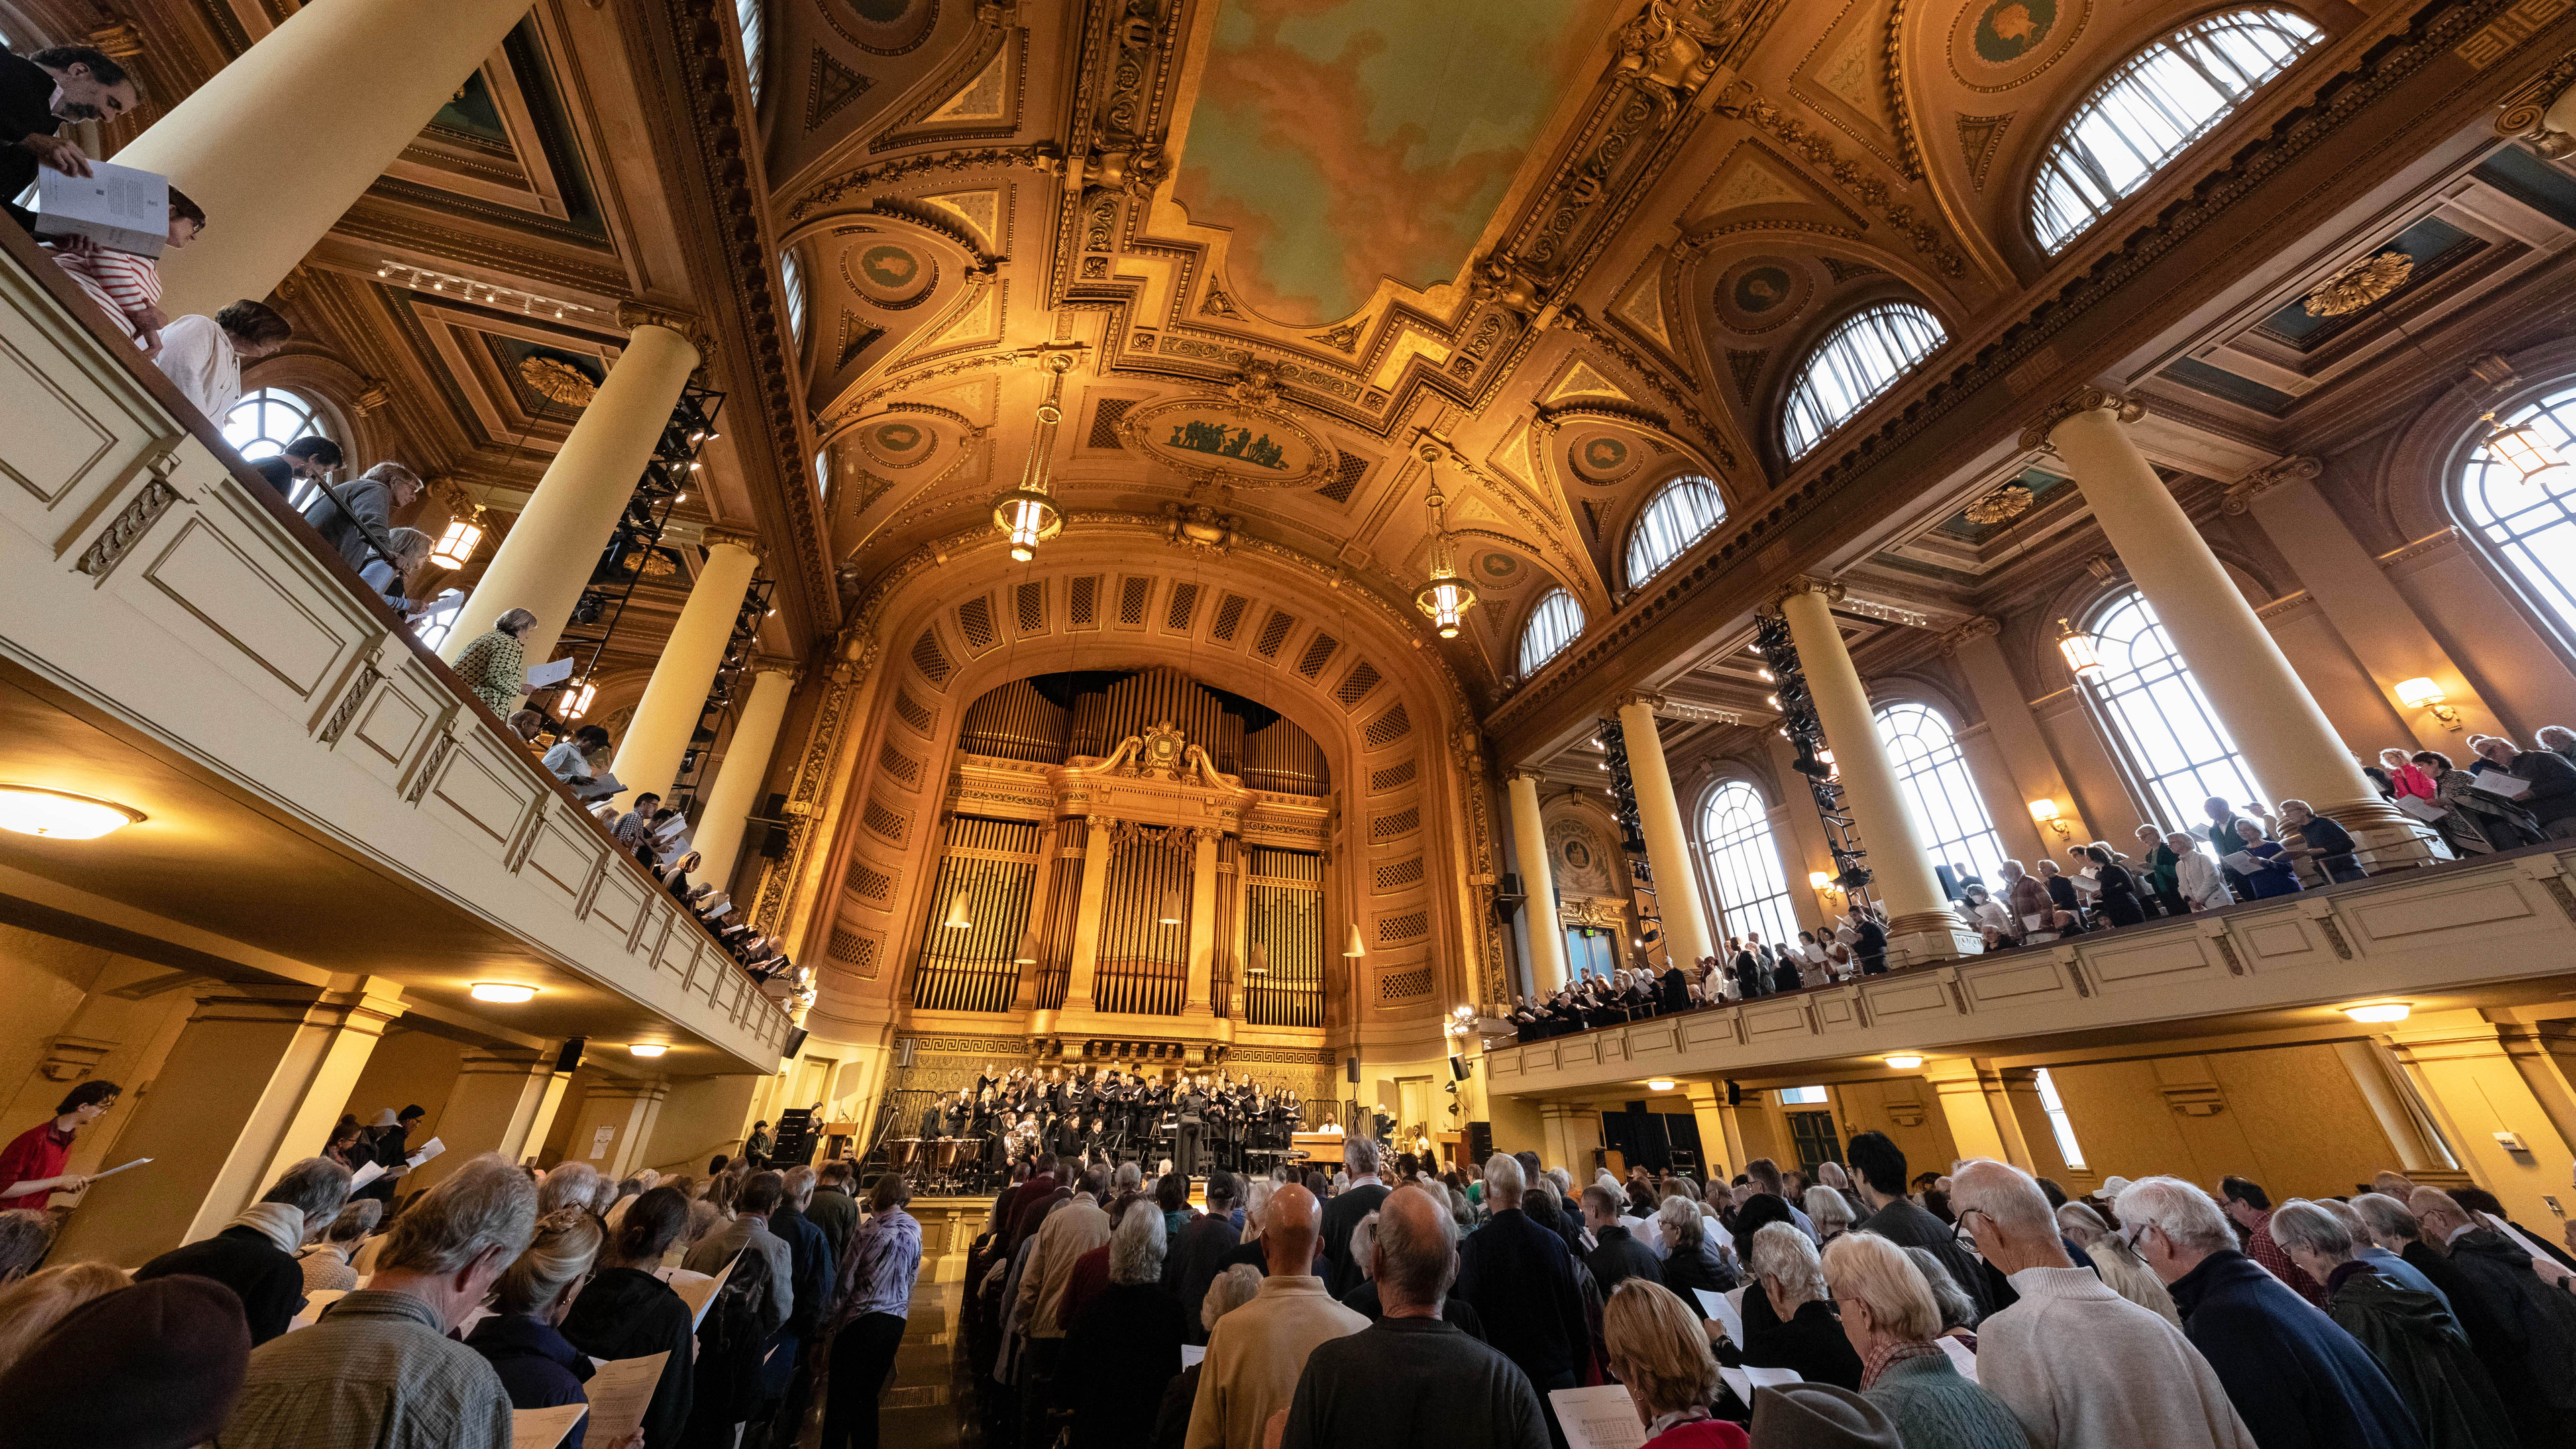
[1517, 588, 1586, 677]
[1624, 475, 1727, 588]
[2031, 8, 2323, 255]
[1782, 303, 1947, 461]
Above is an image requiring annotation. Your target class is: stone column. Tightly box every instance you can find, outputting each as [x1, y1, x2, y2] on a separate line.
[1505, 771, 1570, 995]
[608, 531, 761, 810]
[52, 977, 405, 1265]
[1941, 618, 2092, 859]
[1921, 1057, 2035, 1171]
[114, 0, 534, 316]
[1615, 695, 1719, 968]
[1063, 814, 1116, 1012]
[441, 309, 703, 677]
[691, 661, 799, 886]
[1777, 579, 1976, 963]
[1183, 827, 1220, 1016]
[2228, 458, 2506, 746]
[1684, 1081, 1748, 1181]
[409, 1046, 556, 1189]
[2029, 393, 2432, 867]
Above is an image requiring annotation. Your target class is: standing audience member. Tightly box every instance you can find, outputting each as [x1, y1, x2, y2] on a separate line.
[2277, 800, 2363, 885]
[1583, 1183, 1664, 1297]
[1279, 1184, 1551, 1449]
[1156, 1267, 1260, 1449]
[453, 608, 540, 718]
[2116, 1177, 2416, 1449]
[1455, 1154, 1590, 1449]
[2054, 1202, 2178, 1325]
[2169, 832, 2233, 912]
[1844, 1132, 1988, 1320]
[2338, 1195, 2454, 1311]
[821, 1175, 922, 1449]
[1318, 1137, 1390, 1299]
[217, 1154, 535, 1449]
[1950, 1160, 2253, 1449]
[1066, 1203, 1189, 1449]
[248, 435, 344, 498]
[360, 527, 434, 614]
[0, 1078, 117, 1209]
[2202, 797, 2258, 898]
[2218, 1176, 2327, 1306]
[806, 1159, 859, 1260]
[2229, 820, 2304, 898]
[1184, 1182, 1365, 1449]
[0, 1274, 248, 1449]
[136, 1156, 352, 1344]
[1822, 1233, 2026, 1448]
[1169, 1171, 1242, 1342]
[1731, 1222, 1863, 1389]
[757, 1166, 837, 1448]
[2417, 750, 2544, 853]
[2268, 1199, 2517, 1449]
[44, 184, 204, 354]
[2472, 734, 2576, 840]
[558, 1185, 696, 1449]
[154, 299, 292, 420]
[465, 1207, 603, 1449]
[1655, 1195, 1736, 1297]
[297, 1200, 382, 1295]
[2136, 824, 2187, 917]
[2406, 1186, 2576, 1447]
[686, 1171, 794, 1338]
[0, 46, 139, 229]
[1596, 1279, 1749, 1449]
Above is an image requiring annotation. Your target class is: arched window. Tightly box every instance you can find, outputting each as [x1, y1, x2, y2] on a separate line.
[781, 246, 808, 344]
[2461, 382, 2576, 640]
[1625, 475, 1727, 586]
[2031, 9, 2322, 254]
[1873, 702, 2008, 884]
[1697, 781, 1799, 950]
[734, 0, 767, 106]
[1782, 303, 1947, 460]
[1517, 588, 1585, 676]
[221, 387, 333, 506]
[2079, 589, 2262, 822]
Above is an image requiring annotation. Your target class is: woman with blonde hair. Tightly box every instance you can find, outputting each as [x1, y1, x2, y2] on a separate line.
[0, 1262, 131, 1376]
[1602, 1278, 1748, 1448]
[1822, 1232, 2025, 1448]
[467, 1206, 606, 1446]
[2055, 1200, 2180, 1326]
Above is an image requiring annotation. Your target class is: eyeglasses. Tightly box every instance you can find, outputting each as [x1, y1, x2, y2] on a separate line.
[1951, 1207, 1989, 1254]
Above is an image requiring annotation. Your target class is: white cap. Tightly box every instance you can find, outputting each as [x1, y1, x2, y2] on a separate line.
[2099, 1175, 2131, 1197]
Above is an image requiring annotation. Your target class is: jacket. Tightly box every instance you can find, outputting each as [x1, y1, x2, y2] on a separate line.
[2174, 849, 2233, 910]
[466, 1313, 594, 1449]
[2511, 748, 2576, 825]
[2323, 1261, 2518, 1449]
[1454, 1208, 1590, 1389]
[1066, 1281, 1190, 1449]
[1585, 1223, 1664, 1297]
[135, 1220, 307, 1344]
[2411, 1229, 2576, 1446]
[557, 1266, 694, 1449]
[2167, 1249, 2418, 1449]
[686, 1212, 794, 1336]
[766, 1201, 837, 1338]
[301, 473, 402, 574]
[1727, 1293, 1863, 1389]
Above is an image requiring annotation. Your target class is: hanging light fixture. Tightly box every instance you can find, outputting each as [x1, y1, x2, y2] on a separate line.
[2481, 411, 2571, 496]
[2054, 617, 2104, 682]
[942, 886, 973, 930]
[1412, 485, 1479, 639]
[989, 355, 1073, 561]
[428, 516, 484, 570]
[1344, 922, 1366, 958]
[562, 681, 596, 719]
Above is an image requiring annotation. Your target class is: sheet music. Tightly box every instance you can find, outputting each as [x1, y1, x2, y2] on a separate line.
[524, 656, 576, 690]
[510, 1403, 586, 1449]
[407, 1137, 445, 1168]
[1693, 1286, 1743, 1344]
[1938, 1336, 1979, 1381]
[580, 1350, 668, 1448]
[1179, 1343, 1205, 1368]
[2220, 849, 2261, 875]
[1548, 1385, 1647, 1449]
[1718, 1365, 1803, 1407]
[349, 1161, 385, 1190]
[288, 1288, 350, 1329]
[669, 1257, 732, 1329]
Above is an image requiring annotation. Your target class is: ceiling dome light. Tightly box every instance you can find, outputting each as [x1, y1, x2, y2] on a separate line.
[1884, 1053, 1925, 1069]
[629, 1042, 669, 1057]
[2342, 1001, 2412, 1024]
[470, 982, 537, 1004]
[0, 786, 146, 840]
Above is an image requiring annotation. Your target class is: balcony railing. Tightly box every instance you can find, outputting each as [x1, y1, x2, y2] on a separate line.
[0, 227, 792, 1069]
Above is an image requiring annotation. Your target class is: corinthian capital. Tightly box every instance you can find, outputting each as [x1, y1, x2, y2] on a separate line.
[2017, 387, 2145, 453]
[616, 301, 709, 352]
[1772, 575, 1845, 609]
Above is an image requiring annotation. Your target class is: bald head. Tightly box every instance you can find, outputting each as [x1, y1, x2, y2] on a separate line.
[1375, 1183, 1458, 1315]
[1265, 1181, 1322, 1277]
[2409, 1187, 2471, 1246]
[1951, 1159, 2070, 1274]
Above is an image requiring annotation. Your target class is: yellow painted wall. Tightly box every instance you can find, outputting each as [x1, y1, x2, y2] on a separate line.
[1824, 1077, 1961, 1185]
[641, 1074, 761, 1179]
[2045, 1046, 2399, 1201]
[0, 927, 207, 1177]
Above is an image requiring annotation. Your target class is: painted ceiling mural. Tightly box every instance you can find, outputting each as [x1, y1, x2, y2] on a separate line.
[1173, 0, 1629, 323]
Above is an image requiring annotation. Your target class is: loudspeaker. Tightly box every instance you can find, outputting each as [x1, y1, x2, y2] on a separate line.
[1448, 1055, 1470, 1082]
[1468, 1120, 1493, 1165]
[1346, 1055, 1361, 1085]
[781, 1028, 808, 1060]
[894, 1037, 917, 1069]
[553, 1037, 585, 1075]
[1725, 1079, 1744, 1108]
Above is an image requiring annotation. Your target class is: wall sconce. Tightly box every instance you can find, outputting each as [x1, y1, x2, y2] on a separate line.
[2394, 678, 2463, 731]
[1808, 871, 1833, 892]
[2028, 799, 2071, 840]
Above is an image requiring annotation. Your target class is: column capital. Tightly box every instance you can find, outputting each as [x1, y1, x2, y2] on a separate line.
[2220, 455, 2322, 515]
[1772, 575, 1844, 609]
[1615, 690, 1666, 714]
[616, 301, 709, 352]
[1505, 766, 1550, 786]
[749, 653, 802, 682]
[1936, 616, 2002, 653]
[700, 526, 765, 558]
[2017, 387, 2145, 453]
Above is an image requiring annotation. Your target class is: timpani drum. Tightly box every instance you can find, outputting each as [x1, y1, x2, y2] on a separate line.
[930, 1137, 963, 1172]
[887, 1138, 921, 1171]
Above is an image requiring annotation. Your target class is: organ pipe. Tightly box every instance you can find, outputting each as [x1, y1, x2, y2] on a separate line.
[1242, 718, 1328, 795]
[957, 679, 1069, 763]
[909, 816, 1040, 1013]
[1245, 846, 1325, 1028]
[1095, 826, 1193, 1016]
[1033, 816, 1085, 1010]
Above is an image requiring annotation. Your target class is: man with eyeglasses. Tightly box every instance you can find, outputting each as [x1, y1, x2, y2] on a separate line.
[1951, 1159, 2254, 1449]
[2403, 1185, 2576, 1447]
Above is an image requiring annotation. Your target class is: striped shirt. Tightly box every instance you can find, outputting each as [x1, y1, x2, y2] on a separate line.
[47, 234, 161, 333]
[217, 1289, 513, 1449]
[830, 1206, 922, 1330]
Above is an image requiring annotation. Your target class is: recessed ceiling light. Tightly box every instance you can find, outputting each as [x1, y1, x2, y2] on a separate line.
[2342, 1002, 2411, 1024]
[0, 786, 146, 841]
[629, 1042, 668, 1057]
[470, 983, 537, 1004]
[1884, 1053, 1925, 1069]
[1647, 1079, 1676, 1092]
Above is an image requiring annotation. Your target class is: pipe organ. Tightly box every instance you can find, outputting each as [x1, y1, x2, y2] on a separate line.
[901, 668, 1338, 1057]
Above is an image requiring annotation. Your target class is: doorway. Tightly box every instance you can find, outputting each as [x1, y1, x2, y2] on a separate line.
[1784, 1110, 1844, 1174]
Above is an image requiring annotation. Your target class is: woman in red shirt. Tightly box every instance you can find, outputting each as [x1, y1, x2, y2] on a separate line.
[0, 1080, 120, 1211]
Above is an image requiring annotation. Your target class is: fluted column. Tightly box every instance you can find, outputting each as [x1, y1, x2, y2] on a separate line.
[1778, 578, 1976, 963]
[441, 309, 703, 678]
[115, 0, 532, 317]
[2029, 393, 2431, 867]
[1615, 694, 1717, 968]
[1184, 826, 1220, 1016]
[1505, 771, 1570, 995]
[692, 661, 798, 886]
[608, 531, 761, 811]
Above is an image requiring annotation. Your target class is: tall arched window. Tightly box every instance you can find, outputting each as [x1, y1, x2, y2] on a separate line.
[1625, 475, 1727, 587]
[1873, 702, 2008, 883]
[1697, 781, 1799, 949]
[1783, 303, 1947, 460]
[1517, 588, 1585, 676]
[2080, 590, 2262, 822]
[734, 0, 767, 106]
[780, 246, 808, 344]
[221, 388, 333, 506]
[2461, 382, 2576, 640]
[2031, 9, 2322, 254]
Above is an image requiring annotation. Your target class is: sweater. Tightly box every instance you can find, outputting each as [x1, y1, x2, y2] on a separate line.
[1978, 1265, 2257, 1449]
[2167, 1250, 2418, 1449]
[1862, 1351, 2030, 1449]
[1183, 1275, 1368, 1449]
[1278, 1316, 1548, 1449]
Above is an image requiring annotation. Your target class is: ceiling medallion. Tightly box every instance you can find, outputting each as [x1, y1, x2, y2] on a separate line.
[518, 356, 597, 409]
[2303, 252, 2413, 318]
[1963, 482, 2034, 526]
[1118, 380, 1333, 489]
